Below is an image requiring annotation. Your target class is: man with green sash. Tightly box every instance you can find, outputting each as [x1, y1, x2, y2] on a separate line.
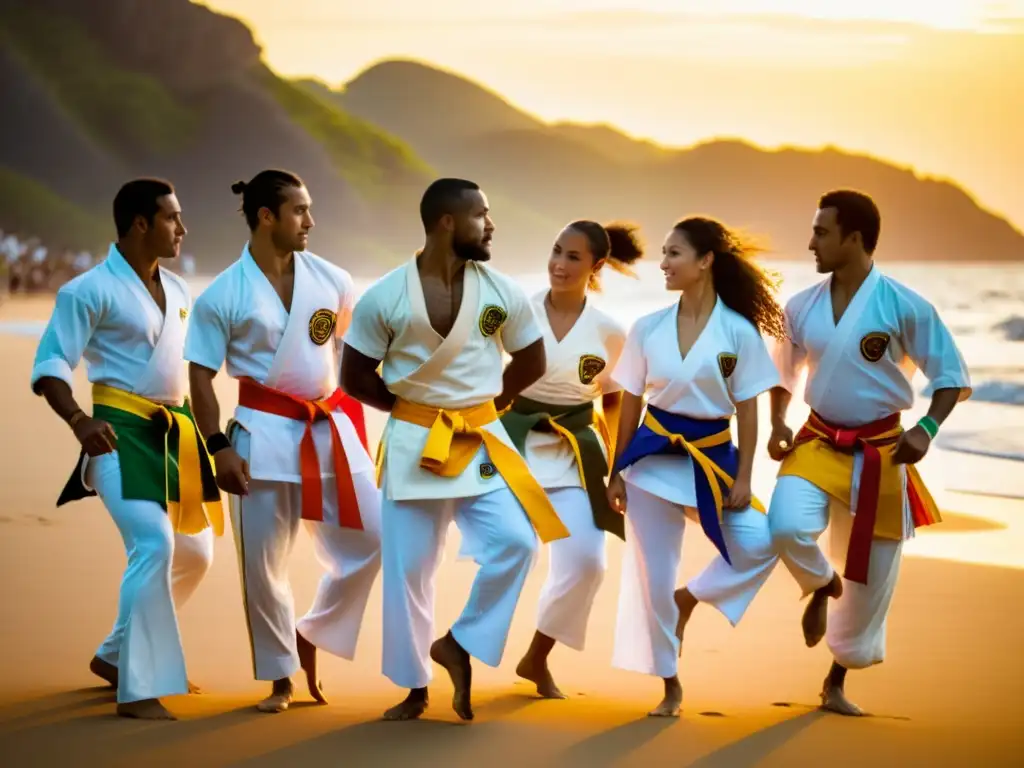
[31, 178, 222, 720]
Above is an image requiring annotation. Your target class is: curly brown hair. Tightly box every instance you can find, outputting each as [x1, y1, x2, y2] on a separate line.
[673, 216, 787, 341]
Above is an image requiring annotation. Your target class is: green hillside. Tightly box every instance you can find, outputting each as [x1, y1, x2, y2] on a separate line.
[0, 168, 108, 251]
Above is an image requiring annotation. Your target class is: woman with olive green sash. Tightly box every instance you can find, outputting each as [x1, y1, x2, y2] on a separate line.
[506, 220, 643, 699]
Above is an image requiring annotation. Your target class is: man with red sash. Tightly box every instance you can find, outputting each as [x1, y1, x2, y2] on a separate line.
[186, 170, 382, 713]
[767, 190, 971, 716]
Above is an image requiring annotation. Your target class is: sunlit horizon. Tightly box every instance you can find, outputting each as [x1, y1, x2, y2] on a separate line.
[199, 1, 1024, 230]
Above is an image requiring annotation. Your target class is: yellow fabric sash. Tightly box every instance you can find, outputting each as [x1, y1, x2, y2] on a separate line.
[92, 384, 224, 536]
[643, 411, 766, 517]
[382, 398, 570, 543]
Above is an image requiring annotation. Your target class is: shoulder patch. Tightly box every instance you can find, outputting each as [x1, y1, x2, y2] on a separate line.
[717, 352, 737, 379]
[860, 331, 890, 363]
[308, 308, 337, 346]
[578, 354, 607, 385]
[479, 304, 508, 337]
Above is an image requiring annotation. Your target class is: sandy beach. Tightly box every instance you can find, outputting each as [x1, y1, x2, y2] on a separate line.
[1, 294, 1022, 767]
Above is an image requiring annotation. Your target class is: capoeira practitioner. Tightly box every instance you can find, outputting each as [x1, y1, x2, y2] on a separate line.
[185, 170, 382, 713]
[767, 190, 971, 715]
[341, 178, 570, 722]
[31, 178, 221, 720]
[607, 217, 786, 717]
[505, 221, 642, 698]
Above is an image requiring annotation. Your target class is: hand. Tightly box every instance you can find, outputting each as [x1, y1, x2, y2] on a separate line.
[607, 474, 628, 515]
[213, 447, 250, 496]
[725, 475, 752, 510]
[72, 417, 117, 457]
[891, 425, 930, 465]
[767, 423, 794, 462]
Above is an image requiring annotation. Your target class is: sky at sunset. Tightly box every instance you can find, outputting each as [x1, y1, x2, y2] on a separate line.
[200, 1, 1024, 230]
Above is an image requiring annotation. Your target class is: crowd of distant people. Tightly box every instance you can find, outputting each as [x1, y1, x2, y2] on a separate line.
[0, 228, 195, 298]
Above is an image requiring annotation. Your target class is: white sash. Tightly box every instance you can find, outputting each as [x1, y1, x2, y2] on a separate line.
[387, 258, 481, 402]
[805, 267, 881, 408]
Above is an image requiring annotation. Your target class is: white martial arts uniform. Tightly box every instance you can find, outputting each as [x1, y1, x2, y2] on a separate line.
[344, 257, 543, 690]
[610, 298, 781, 680]
[184, 244, 381, 682]
[516, 291, 626, 651]
[30, 244, 214, 704]
[769, 266, 971, 670]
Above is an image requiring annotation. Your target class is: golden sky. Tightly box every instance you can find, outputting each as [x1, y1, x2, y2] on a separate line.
[201, 1, 1024, 229]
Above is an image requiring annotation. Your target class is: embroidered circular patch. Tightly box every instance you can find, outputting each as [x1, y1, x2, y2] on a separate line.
[479, 462, 496, 479]
[717, 352, 738, 379]
[308, 308, 337, 346]
[478, 304, 508, 337]
[860, 331, 890, 362]
[578, 354, 607, 385]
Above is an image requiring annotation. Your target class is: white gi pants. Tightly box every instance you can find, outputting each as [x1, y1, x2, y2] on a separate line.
[381, 487, 539, 690]
[612, 482, 777, 679]
[229, 471, 382, 682]
[768, 474, 903, 670]
[535, 487, 607, 651]
[89, 452, 214, 704]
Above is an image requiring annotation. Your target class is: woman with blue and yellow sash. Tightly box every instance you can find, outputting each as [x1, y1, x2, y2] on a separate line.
[606, 217, 788, 717]
[29, 179, 222, 721]
[504, 220, 643, 699]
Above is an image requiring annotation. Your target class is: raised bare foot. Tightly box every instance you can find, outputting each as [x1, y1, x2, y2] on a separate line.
[820, 683, 863, 716]
[89, 655, 118, 688]
[430, 632, 473, 720]
[296, 630, 327, 704]
[256, 680, 294, 713]
[382, 688, 429, 721]
[673, 588, 698, 656]
[515, 654, 566, 699]
[116, 698, 176, 720]
[802, 574, 842, 647]
[648, 677, 682, 718]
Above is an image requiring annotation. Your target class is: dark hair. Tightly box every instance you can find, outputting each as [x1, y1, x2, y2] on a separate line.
[818, 189, 881, 254]
[673, 216, 787, 341]
[565, 220, 644, 291]
[231, 169, 304, 231]
[420, 178, 480, 233]
[113, 178, 174, 238]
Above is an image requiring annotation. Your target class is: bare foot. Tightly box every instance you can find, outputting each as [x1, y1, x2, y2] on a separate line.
[430, 632, 473, 720]
[382, 688, 429, 721]
[515, 654, 566, 699]
[116, 699, 176, 720]
[89, 655, 118, 688]
[296, 630, 328, 704]
[820, 682, 864, 716]
[256, 680, 294, 713]
[673, 588, 698, 656]
[648, 677, 682, 718]
[802, 573, 842, 647]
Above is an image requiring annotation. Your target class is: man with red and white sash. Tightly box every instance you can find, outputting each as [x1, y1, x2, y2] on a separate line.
[767, 190, 971, 716]
[185, 170, 381, 713]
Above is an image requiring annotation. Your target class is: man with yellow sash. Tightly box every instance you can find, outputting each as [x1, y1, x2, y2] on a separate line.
[186, 171, 382, 714]
[768, 190, 971, 716]
[31, 179, 222, 721]
[342, 178, 567, 722]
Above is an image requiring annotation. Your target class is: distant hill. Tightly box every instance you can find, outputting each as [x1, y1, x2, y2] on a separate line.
[326, 58, 1024, 263]
[0, 1, 432, 272]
